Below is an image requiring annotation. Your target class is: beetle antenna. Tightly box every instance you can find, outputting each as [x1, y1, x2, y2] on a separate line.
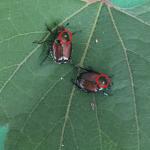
[77, 66, 96, 73]
[33, 40, 48, 44]
[40, 50, 51, 65]
[71, 79, 77, 85]
[45, 23, 53, 35]
[72, 30, 82, 35]
[40, 55, 48, 65]
[65, 22, 70, 27]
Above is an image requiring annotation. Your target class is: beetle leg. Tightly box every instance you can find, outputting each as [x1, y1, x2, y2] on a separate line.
[110, 82, 113, 86]
[33, 40, 48, 44]
[71, 79, 82, 89]
[71, 79, 78, 86]
[77, 66, 98, 73]
[103, 91, 109, 96]
[104, 88, 113, 96]
[105, 91, 113, 96]
[73, 66, 92, 73]
[65, 22, 70, 27]
[40, 54, 49, 65]
[81, 66, 95, 72]
[72, 30, 82, 35]
[73, 66, 86, 70]
[40, 49, 52, 65]
[45, 23, 53, 35]
[109, 74, 114, 78]
[85, 66, 95, 71]
[99, 90, 108, 96]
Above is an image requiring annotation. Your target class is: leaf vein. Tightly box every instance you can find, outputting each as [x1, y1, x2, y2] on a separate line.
[20, 70, 72, 133]
[93, 96, 103, 150]
[127, 49, 150, 64]
[10, 4, 90, 148]
[114, 6, 150, 27]
[58, 3, 103, 150]
[69, 117, 79, 150]
[0, 31, 47, 44]
[0, 4, 89, 118]
[0, 64, 19, 73]
[108, 7, 140, 150]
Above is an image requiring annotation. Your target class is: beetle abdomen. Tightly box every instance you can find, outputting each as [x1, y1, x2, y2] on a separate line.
[76, 78, 98, 92]
[80, 72, 98, 82]
[62, 43, 72, 60]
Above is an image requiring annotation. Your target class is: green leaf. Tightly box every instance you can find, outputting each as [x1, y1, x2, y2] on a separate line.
[0, 125, 8, 150]
[0, 0, 150, 150]
[127, 1, 150, 23]
[111, 0, 149, 8]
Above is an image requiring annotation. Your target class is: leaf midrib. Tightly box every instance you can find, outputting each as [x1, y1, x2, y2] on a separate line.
[58, 3, 103, 150]
[10, 3, 90, 149]
[108, 7, 140, 150]
[1, 2, 150, 150]
[0, 4, 89, 121]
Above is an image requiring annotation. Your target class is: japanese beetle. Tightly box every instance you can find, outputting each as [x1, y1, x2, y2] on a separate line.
[34, 23, 73, 64]
[73, 67, 112, 96]
[51, 25, 72, 64]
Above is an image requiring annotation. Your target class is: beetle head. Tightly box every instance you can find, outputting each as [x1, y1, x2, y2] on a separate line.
[96, 73, 111, 89]
[58, 29, 72, 45]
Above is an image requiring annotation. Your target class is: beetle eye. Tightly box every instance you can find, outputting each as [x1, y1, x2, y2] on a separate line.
[98, 77, 107, 85]
[62, 32, 70, 41]
[55, 39, 60, 44]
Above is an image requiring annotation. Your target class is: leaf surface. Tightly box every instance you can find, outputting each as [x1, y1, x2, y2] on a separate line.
[0, 0, 150, 150]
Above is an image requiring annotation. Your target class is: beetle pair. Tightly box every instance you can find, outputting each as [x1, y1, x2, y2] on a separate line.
[34, 24, 112, 96]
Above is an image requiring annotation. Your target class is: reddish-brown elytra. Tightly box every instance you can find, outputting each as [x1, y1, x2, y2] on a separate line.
[52, 26, 72, 64]
[73, 67, 112, 96]
[53, 26, 82, 63]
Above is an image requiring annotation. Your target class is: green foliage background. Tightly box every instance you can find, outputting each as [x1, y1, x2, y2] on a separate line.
[0, 0, 150, 150]
[112, 0, 149, 8]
